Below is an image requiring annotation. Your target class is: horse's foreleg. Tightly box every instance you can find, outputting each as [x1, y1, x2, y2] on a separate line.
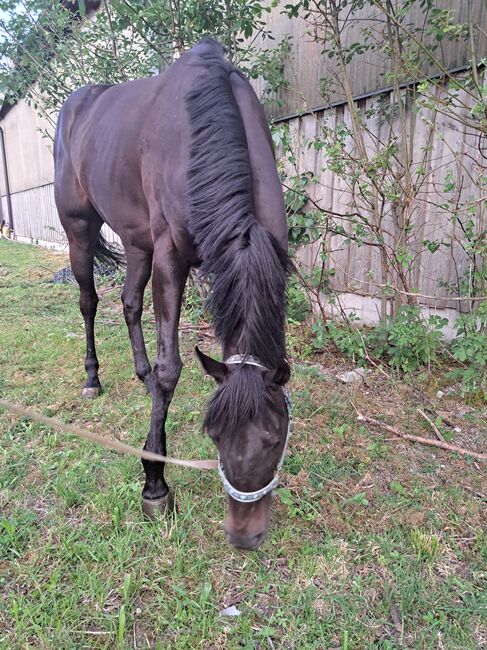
[141, 235, 189, 518]
[121, 248, 153, 391]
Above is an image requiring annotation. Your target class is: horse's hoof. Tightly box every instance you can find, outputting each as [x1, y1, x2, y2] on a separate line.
[82, 386, 101, 399]
[141, 493, 174, 520]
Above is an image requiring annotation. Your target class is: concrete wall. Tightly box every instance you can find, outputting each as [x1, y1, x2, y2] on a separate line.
[0, 99, 55, 196]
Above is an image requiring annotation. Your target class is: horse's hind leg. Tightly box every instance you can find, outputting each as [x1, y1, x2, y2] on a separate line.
[121, 247, 153, 391]
[63, 214, 104, 398]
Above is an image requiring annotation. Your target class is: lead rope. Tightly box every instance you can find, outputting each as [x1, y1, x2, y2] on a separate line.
[0, 356, 291, 490]
[0, 399, 218, 470]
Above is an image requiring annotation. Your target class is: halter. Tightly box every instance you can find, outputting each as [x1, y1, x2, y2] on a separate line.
[218, 354, 292, 503]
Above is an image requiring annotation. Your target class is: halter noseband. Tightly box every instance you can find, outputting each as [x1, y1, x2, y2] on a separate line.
[217, 354, 292, 503]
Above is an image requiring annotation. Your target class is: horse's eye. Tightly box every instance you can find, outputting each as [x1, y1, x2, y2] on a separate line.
[262, 430, 280, 448]
[206, 427, 221, 442]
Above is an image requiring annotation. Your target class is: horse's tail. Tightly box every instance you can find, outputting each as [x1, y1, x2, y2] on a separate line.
[185, 39, 291, 369]
[94, 231, 125, 270]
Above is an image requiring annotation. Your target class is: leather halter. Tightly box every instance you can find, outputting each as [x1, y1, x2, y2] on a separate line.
[218, 354, 292, 503]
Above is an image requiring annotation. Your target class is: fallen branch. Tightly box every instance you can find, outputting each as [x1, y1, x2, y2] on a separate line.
[460, 485, 487, 501]
[99, 284, 124, 295]
[179, 322, 212, 330]
[417, 408, 446, 442]
[179, 323, 215, 337]
[354, 411, 487, 461]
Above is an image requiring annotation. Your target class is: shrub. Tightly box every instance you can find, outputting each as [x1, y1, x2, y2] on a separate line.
[287, 275, 311, 323]
[450, 303, 487, 398]
[310, 305, 448, 373]
[366, 306, 448, 372]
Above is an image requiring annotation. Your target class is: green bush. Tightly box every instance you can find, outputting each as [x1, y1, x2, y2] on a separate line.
[450, 303, 487, 397]
[311, 317, 367, 363]
[310, 306, 448, 373]
[287, 276, 311, 323]
[366, 306, 448, 372]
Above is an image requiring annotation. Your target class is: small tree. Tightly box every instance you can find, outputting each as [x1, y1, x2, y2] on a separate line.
[0, 0, 288, 133]
[279, 0, 486, 321]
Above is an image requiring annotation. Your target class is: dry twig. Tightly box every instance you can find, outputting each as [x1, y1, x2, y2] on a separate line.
[351, 406, 486, 461]
[417, 408, 446, 442]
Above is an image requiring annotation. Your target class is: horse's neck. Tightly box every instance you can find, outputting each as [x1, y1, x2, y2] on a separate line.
[221, 327, 281, 366]
[222, 335, 240, 362]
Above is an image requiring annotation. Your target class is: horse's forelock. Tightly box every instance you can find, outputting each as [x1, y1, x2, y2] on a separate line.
[203, 366, 273, 437]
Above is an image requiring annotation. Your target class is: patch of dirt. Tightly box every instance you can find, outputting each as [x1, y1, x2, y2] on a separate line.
[298, 353, 485, 480]
[273, 355, 486, 543]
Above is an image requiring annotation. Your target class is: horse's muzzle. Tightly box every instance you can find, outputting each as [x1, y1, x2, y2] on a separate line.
[225, 528, 267, 550]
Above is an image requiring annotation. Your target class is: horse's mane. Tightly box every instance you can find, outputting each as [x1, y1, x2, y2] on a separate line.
[185, 39, 291, 372]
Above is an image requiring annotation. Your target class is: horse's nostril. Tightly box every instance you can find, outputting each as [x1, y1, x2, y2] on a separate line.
[251, 531, 264, 545]
[226, 530, 266, 550]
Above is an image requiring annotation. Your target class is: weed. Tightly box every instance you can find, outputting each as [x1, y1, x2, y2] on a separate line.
[312, 318, 366, 363]
[367, 306, 447, 372]
[182, 279, 206, 324]
[287, 275, 311, 323]
[311, 306, 451, 375]
[276, 488, 317, 521]
[410, 529, 441, 562]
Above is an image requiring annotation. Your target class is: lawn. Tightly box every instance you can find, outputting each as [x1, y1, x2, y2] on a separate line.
[0, 238, 486, 649]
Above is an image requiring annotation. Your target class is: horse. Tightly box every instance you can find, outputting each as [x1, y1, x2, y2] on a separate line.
[54, 38, 291, 550]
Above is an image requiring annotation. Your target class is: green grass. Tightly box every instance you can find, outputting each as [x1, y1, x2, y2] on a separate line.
[0, 238, 486, 648]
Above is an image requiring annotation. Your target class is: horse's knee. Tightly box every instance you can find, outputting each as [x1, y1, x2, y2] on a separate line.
[79, 291, 98, 319]
[122, 300, 142, 326]
[121, 290, 143, 325]
[152, 359, 182, 394]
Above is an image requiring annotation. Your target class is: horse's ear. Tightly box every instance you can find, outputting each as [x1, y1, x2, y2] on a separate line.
[264, 360, 290, 387]
[195, 347, 228, 383]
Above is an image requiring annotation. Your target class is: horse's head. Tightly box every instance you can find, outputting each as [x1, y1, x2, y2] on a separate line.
[196, 348, 290, 550]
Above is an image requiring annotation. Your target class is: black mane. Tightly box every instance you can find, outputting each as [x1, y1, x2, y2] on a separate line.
[185, 39, 291, 371]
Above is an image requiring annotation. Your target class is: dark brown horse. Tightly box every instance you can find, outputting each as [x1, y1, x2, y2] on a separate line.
[54, 38, 291, 549]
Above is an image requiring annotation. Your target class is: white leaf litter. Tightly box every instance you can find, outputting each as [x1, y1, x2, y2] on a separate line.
[220, 605, 241, 617]
[336, 368, 369, 384]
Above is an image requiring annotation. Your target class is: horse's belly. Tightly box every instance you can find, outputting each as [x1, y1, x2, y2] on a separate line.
[89, 188, 153, 253]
